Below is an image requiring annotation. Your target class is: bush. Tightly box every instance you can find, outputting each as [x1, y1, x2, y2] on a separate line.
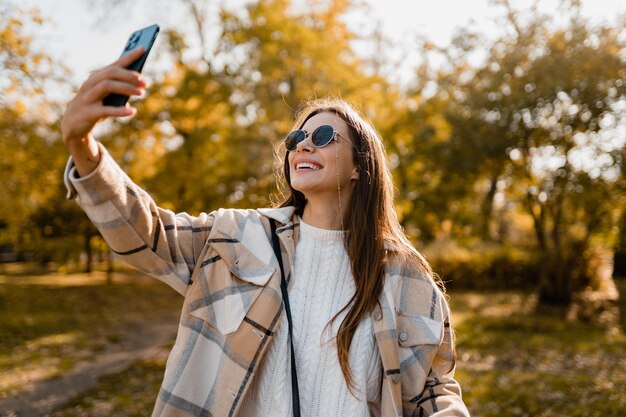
[421, 240, 541, 290]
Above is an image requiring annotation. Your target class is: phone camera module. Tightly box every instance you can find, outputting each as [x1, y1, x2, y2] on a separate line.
[125, 32, 141, 51]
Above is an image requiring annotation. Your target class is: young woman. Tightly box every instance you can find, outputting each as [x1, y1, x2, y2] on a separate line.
[62, 48, 470, 417]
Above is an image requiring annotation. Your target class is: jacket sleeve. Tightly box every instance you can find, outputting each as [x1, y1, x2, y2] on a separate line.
[65, 141, 214, 295]
[403, 294, 470, 416]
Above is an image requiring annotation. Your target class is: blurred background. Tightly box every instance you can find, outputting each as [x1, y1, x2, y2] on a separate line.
[0, 0, 625, 416]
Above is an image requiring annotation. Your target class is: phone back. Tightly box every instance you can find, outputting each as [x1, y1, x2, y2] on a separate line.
[102, 24, 159, 107]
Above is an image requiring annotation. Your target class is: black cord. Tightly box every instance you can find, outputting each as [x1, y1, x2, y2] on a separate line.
[269, 219, 301, 417]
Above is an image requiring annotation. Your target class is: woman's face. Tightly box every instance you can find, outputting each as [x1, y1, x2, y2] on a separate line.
[287, 112, 359, 199]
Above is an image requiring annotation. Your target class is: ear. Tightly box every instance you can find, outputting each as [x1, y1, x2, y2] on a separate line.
[350, 166, 359, 181]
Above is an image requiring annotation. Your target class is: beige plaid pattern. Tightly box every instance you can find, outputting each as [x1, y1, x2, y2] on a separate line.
[65, 144, 469, 417]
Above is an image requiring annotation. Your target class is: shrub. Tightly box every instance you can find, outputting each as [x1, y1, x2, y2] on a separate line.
[421, 240, 541, 290]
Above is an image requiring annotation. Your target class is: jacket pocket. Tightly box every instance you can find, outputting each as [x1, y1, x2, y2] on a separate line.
[396, 312, 443, 400]
[187, 241, 276, 335]
[397, 312, 442, 347]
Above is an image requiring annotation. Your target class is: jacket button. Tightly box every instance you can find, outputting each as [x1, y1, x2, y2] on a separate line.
[373, 311, 382, 321]
[399, 331, 408, 342]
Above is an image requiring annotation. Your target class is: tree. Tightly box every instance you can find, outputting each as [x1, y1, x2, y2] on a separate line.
[417, 0, 625, 305]
[95, 0, 400, 215]
[0, 3, 74, 264]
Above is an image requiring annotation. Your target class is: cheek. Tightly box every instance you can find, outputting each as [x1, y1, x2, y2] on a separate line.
[334, 153, 356, 177]
[286, 155, 294, 176]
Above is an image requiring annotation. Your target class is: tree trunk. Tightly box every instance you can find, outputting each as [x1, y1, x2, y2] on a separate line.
[544, 260, 573, 305]
[537, 254, 573, 305]
[617, 278, 626, 331]
[526, 194, 566, 304]
[480, 173, 499, 239]
[84, 234, 92, 274]
[537, 238, 584, 306]
[538, 200, 573, 305]
[106, 249, 114, 285]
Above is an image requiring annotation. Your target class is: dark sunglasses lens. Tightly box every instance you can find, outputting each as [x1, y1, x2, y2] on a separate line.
[312, 125, 334, 147]
[285, 130, 306, 150]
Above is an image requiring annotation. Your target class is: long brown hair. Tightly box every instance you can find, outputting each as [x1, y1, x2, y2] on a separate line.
[278, 97, 436, 390]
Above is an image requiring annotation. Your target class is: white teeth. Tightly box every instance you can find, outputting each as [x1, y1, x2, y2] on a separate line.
[296, 162, 321, 170]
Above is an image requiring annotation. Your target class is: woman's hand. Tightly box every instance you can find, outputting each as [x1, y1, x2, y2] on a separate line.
[61, 47, 147, 176]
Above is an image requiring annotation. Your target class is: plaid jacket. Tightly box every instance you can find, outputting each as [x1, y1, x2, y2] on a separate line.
[65, 144, 469, 417]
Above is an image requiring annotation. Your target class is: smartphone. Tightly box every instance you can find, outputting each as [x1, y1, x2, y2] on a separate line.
[102, 24, 160, 107]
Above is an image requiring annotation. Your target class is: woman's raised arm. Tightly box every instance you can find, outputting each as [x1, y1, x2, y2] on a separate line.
[61, 47, 146, 176]
[61, 47, 215, 295]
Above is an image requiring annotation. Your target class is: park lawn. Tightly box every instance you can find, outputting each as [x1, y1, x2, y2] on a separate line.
[48, 360, 166, 417]
[0, 270, 182, 397]
[49, 289, 626, 417]
[3, 270, 625, 417]
[451, 291, 626, 417]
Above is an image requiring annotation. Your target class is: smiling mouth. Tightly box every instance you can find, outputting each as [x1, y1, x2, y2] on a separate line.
[295, 162, 322, 171]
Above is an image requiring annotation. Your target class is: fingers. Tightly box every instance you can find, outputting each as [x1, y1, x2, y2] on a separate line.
[81, 103, 136, 126]
[98, 47, 145, 76]
[85, 79, 145, 103]
[116, 46, 145, 67]
[94, 47, 145, 74]
[78, 49, 148, 105]
[84, 65, 146, 92]
[100, 104, 136, 118]
[62, 47, 147, 144]
[83, 47, 147, 90]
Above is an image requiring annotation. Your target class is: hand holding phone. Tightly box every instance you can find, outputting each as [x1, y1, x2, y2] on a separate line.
[103, 24, 160, 107]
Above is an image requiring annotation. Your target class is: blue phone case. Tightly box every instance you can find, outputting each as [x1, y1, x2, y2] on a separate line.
[102, 24, 160, 107]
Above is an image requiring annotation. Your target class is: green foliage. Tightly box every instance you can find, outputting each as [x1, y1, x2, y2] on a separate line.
[405, 1, 625, 304]
[424, 241, 541, 290]
[0, 2, 52, 103]
[100, 0, 400, 214]
[1, 0, 624, 303]
[0, 3, 73, 263]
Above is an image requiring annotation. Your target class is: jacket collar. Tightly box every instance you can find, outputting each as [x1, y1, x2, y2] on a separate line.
[258, 207, 403, 255]
[257, 206, 297, 226]
[206, 207, 299, 286]
[258, 206, 299, 266]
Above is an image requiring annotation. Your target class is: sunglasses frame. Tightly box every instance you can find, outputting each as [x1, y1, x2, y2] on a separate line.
[284, 124, 351, 151]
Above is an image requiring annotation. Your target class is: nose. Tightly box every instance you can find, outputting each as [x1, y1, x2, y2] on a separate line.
[294, 133, 314, 152]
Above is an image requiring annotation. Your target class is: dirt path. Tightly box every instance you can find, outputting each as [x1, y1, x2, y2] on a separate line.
[0, 321, 177, 417]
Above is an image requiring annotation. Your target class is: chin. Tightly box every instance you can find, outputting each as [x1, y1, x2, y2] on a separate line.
[290, 182, 310, 194]
[290, 180, 320, 196]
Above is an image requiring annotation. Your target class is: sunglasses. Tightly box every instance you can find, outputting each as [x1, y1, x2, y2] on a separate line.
[284, 125, 350, 151]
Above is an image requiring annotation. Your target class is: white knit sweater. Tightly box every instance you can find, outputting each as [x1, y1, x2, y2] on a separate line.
[237, 219, 382, 417]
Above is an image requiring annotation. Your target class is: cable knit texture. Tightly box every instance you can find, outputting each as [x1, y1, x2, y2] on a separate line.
[238, 218, 382, 417]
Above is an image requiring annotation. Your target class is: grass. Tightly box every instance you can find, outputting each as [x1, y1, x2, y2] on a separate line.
[47, 360, 166, 417]
[451, 290, 626, 417]
[0, 270, 182, 397]
[2, 268, 625, 416]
